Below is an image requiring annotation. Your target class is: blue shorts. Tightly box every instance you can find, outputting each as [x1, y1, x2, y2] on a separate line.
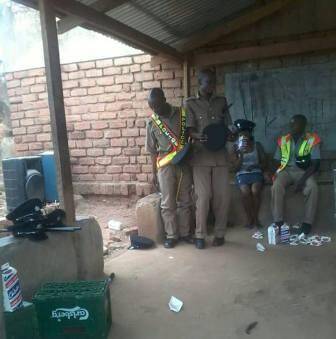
[236, 172, 264, 187]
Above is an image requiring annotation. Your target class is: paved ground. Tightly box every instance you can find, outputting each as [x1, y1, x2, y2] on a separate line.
[105, 227, 336, 339]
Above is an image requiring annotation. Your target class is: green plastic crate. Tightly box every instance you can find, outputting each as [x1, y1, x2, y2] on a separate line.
[33, 280, 112, 339]
[4, 302, 40, 339]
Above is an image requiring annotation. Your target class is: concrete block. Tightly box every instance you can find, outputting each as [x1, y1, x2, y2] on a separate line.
[136, 193, 164, 243]
[0, 234, 78, 300]
[72, 216, 104, 280]
[0, 216, 104, 300]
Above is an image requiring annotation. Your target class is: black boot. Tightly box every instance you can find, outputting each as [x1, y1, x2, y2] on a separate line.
[299, 223, 312, 235]
[195, 238, 205, 249]
[164, 238, 177, 249]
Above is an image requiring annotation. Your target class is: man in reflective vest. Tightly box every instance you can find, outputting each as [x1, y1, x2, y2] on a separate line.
[146, 88, 193, 248]
[272, 114, 321, 235]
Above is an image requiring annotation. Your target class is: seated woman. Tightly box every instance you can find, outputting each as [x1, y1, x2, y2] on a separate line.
[232, 119, 268, 229]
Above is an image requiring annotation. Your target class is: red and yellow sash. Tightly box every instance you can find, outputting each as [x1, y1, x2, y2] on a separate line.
[151, 108, 187, 168]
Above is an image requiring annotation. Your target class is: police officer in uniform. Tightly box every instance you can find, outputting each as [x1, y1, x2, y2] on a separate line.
[185, 69, 232, 249]
[146, 88, 193, 248]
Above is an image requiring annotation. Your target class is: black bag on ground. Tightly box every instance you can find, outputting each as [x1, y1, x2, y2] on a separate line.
[130, 234, 155, 249]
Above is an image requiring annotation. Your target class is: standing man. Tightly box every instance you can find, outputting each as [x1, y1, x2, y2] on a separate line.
[272, 114, 321, 235]
[185, 69, 232, 249]
[146, 88, 193, 249]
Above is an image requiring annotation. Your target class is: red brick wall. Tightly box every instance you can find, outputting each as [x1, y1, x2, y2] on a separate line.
[5, 54, 197, 196]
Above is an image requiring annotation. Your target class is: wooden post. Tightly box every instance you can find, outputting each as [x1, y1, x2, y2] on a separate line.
[0, 276, 6, 339]
[183, 58, 191, 99]
[38, 0, 76, 224]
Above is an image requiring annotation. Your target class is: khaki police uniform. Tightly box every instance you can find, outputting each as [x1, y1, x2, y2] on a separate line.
[185, 94, 232, 239]
[272, 135, 320, 225]
[146, 104, 193, 239]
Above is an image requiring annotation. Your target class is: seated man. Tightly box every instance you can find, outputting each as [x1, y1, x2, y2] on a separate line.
[145, 88, 193, 249]
[272, 114, 321, 235]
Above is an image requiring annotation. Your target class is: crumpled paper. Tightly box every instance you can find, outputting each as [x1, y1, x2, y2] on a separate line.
[168, 296, 183, 313]
[289, 233, 331, 247]
[256, 243, 266, 252]
[252, 231, 264, 240]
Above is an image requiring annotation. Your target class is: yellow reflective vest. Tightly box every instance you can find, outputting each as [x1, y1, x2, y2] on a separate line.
[276, 132, 321, 173]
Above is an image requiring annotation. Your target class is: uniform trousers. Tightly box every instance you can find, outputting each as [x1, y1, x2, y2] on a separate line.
[158, 164, 193, 239]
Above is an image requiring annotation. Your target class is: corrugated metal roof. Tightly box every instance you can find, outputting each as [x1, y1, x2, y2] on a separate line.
[105, 0, 256, 47]
[14, 0, 257, 51]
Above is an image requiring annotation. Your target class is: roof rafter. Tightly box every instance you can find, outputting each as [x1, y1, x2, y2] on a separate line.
[14, 0, 183, 61]
[178, 0, 297, 52]
[51, 0, 182, 60]
[57, 0, 128, 34]
[193, 32, 336, 66]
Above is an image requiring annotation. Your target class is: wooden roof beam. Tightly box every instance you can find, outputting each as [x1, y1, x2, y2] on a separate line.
[57, 0, 129, 34]
[50, 0, 183, 61]
[193, 33, 336, 67]
[179, 0, 297, 52]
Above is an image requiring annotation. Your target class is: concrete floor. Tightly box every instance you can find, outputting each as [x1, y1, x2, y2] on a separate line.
[105, 227, 336, 339]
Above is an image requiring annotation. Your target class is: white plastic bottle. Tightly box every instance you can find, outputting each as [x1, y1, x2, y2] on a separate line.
[268, 224, 277, 245]
[1, 263, 23, 312]
[280, 223, 290, 244]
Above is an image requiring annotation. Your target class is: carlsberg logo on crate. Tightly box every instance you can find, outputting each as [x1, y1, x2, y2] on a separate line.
[51, 306, 89, 321]
[34, 280, 112, 339]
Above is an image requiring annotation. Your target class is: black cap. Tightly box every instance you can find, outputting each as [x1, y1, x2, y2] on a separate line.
[203, 123, 229, 151]
[234, 119, 256, 132]
[130, 234, 155, 249]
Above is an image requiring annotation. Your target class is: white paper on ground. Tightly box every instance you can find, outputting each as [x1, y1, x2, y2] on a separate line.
[108, 220, 122, 231]
[252, 231, 263, 240]
[290, 241, 299, 246]
[298, 233, 306, 241]
[290, 235, 299, 242]
[310, 240, 323, 246]
[168, 296, 183, 313]
[256, 243, 266, 252]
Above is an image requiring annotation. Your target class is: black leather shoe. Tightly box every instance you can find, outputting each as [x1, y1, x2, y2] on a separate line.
[212, 237, 225, 247]
[298, 223, 312, 235]
[164, 238, 177, 249]
[195, 238, 205, 249]
[180, 235, 194, 244]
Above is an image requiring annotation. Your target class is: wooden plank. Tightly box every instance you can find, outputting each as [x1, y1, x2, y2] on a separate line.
[50, 0, 183, 61]
[57, 0, 128, 34]
[179, 0, 296, 52]
[194, 33, 336, 67]
[183, 59, 191, 98]
[0, 279, 6, 339]
[38, 0, 76, 224]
